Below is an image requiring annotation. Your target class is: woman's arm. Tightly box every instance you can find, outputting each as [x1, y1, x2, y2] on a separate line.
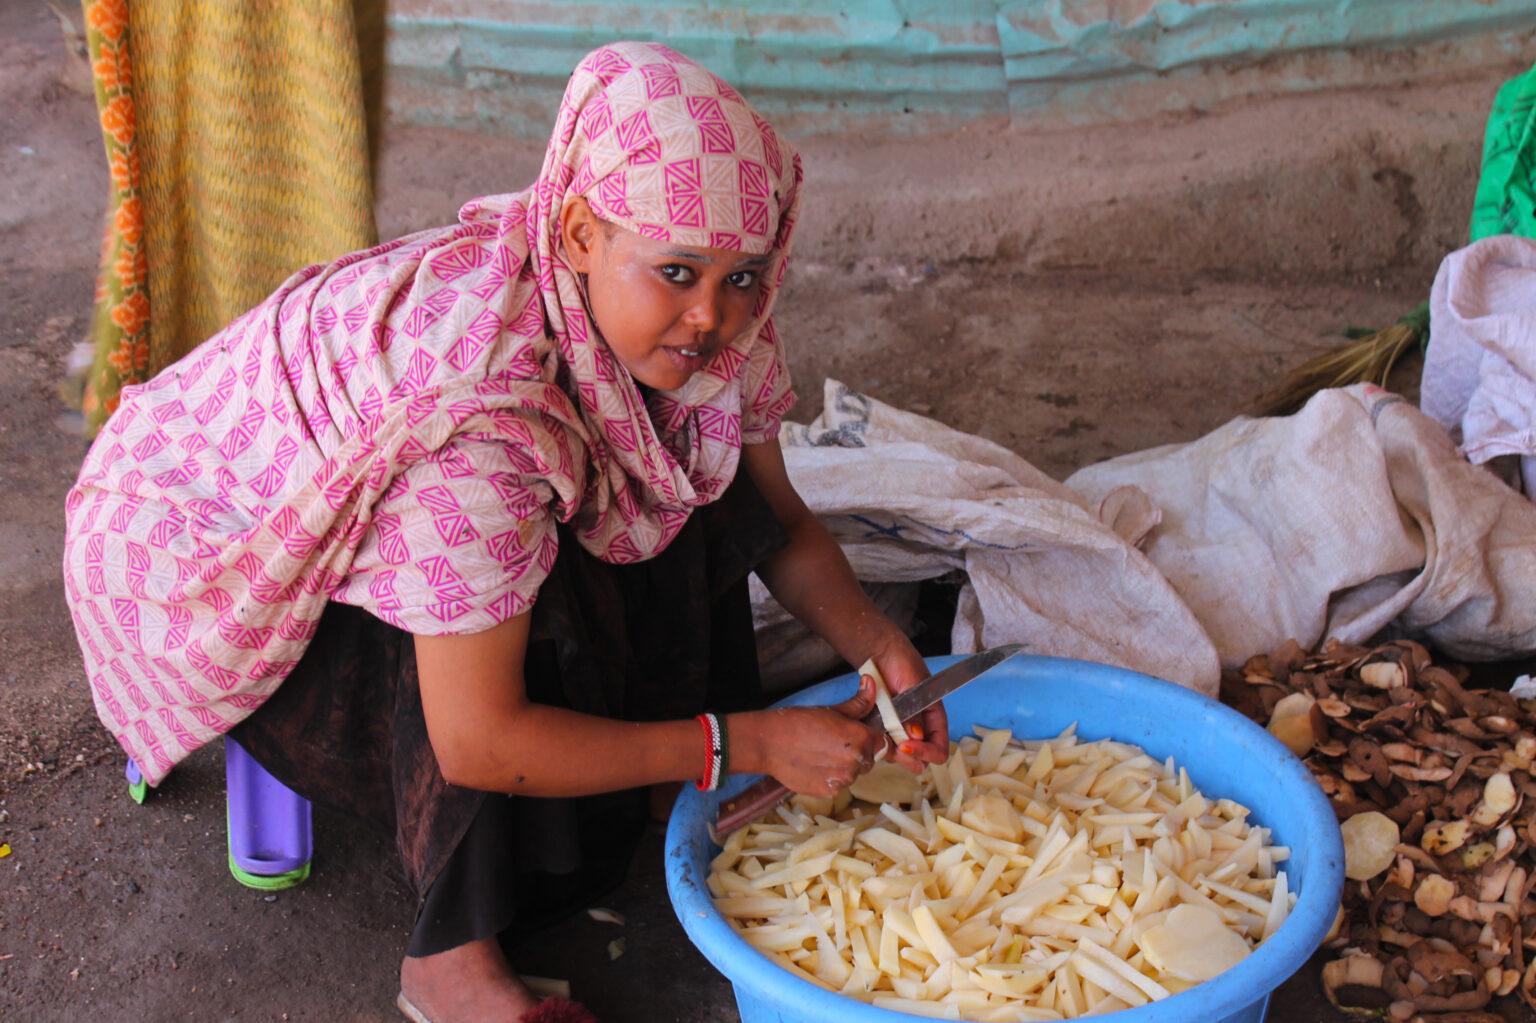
[414, 614, 885, 796]
[742, 440, 949, 766]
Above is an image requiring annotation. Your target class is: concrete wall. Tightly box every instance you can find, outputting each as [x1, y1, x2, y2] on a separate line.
[384, 0, 1536, 136]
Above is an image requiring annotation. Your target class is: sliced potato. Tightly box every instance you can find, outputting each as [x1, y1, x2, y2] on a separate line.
[711, 727, 1289, 1019]
[792, 794, 836, 818]
[850, 762, 924, 806]
[961, 793, 1025, 844]
[1139, 905, 1252, 982]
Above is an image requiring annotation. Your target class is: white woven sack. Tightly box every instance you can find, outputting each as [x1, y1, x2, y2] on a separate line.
[754, 381, 1219, 695]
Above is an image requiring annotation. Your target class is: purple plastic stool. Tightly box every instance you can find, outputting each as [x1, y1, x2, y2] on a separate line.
[224, 735, 313, 890]
[125, 738, 313, 890]
[124, 757, 147, 803]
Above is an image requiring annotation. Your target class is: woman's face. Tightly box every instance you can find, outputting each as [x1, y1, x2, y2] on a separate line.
[561, 199, 770, 392]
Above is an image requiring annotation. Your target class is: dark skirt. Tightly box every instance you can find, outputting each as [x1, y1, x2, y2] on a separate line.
[230, 471, 788, 952]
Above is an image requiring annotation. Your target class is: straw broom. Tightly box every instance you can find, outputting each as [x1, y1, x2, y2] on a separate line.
[1256, 300, 1429, 417]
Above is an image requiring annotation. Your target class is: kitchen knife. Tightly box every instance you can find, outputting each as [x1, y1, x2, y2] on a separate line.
[712, 644, 1024, 839]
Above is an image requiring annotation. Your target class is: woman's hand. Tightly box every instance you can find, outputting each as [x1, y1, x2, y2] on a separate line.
[735, 676, 887, 798]
[864, 628, 950, 774]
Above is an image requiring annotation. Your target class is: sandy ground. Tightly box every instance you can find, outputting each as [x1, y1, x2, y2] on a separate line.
[2, 2, 1530, 1020]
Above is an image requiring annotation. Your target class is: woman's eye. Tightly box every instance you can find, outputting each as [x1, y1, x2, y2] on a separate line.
[727, 270, 757, 289]
[660, 264, 695, 284]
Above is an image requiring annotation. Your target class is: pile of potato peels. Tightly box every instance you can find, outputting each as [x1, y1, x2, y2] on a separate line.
[1224, 638, 1536, 1021]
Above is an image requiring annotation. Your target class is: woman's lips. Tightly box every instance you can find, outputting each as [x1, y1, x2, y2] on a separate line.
[661, 345, 709, 375]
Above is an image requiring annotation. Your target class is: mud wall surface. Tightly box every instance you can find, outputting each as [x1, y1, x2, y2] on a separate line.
[384, 0, 1536, 136]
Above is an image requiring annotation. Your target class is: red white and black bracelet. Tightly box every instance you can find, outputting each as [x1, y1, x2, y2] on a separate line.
[695, 712, 729, 791]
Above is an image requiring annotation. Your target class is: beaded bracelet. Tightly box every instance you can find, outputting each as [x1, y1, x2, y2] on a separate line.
[695, 712, 729, 791]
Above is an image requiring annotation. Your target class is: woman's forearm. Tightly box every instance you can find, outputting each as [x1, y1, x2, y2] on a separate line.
[415, 591, 891, 799]
[436, 519, 898, 794]
[433, 702, 777, 796]
[418, 616, 763, 795]
[755, 513, 902, 667]
[741, 441, 906, 666]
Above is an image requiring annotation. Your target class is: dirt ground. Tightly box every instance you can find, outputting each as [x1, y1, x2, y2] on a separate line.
[2, 2, 1531, 1020]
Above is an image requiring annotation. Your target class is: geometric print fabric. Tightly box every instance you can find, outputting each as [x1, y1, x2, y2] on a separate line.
[62, 41, 802, 785]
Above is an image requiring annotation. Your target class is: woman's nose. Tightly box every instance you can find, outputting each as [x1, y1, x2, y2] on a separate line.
[683, 291, 722, 334]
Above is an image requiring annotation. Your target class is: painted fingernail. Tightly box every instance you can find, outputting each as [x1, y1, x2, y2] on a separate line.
[907, 723, 924, 740]
[899, 743, 915, 756]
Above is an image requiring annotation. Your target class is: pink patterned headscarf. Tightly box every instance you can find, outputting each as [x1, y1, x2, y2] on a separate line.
[63, 42, 803, 783]
[517, 39, 803, 557]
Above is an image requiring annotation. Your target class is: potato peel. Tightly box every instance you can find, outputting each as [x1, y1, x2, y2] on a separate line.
[1231, 638, 1536, 1017]
[1339, 811, 1399, 882]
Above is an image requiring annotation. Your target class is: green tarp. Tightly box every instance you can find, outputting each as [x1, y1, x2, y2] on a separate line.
[1471, 62, 1536, 242]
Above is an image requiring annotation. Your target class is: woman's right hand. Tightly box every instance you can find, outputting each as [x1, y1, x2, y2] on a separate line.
[732, 676, 887, 798]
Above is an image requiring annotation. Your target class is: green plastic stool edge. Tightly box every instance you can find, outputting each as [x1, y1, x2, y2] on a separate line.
[226, 846, 311, 891]
[224, 804, 312, 891]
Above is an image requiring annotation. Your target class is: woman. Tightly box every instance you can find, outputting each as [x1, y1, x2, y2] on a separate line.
[63, 42, 948, 1022]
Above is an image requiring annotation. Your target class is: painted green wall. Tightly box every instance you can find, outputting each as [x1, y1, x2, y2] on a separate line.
[386, 1, 1536, 134]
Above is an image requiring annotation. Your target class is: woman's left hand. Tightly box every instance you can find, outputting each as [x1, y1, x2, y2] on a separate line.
[863, 630, 949, 774]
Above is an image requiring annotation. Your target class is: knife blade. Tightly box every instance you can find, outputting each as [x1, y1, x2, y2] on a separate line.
[711, 644, 1024, 840]
[886, 643, 1022, 722]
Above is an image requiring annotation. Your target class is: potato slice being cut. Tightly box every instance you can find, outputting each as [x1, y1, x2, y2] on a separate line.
[1138, 905, 1252, 982]
[860, 658, 908, 744]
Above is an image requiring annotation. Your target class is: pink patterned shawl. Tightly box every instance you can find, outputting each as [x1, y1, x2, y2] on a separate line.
[62, 42, 803, 784]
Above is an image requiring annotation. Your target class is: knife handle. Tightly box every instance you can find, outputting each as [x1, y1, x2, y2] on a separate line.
[710, 695, 892, 841]
[711, 776, 791, 842]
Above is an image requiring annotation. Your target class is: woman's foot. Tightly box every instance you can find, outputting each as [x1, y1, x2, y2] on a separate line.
[399, 937, 540, 1022]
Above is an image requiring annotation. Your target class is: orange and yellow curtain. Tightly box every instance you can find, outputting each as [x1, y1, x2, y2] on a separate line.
[84, 0, 149, 413]
[79, 0, 383, 431]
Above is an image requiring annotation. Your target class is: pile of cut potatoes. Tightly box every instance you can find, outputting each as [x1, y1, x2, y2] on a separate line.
[708, 724, 1296, 1020]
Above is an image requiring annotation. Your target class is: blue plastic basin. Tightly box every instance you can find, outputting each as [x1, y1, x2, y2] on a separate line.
[666, 654, 1344, 1023]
